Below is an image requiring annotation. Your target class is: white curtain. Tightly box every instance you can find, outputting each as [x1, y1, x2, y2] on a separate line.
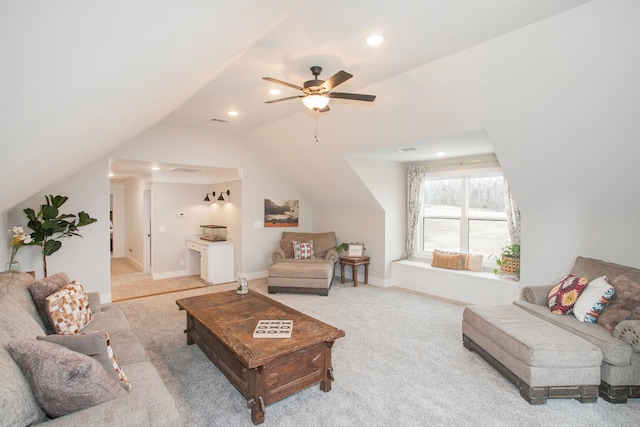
[504, 179, 521, 246]
[403, 166, 426, 259]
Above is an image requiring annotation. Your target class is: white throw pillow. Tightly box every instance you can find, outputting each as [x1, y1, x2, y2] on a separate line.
[464, 254, 484, 272]
[573, 275, 616, 323]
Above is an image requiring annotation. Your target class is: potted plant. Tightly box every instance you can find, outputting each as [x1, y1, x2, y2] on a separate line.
[336, 242, 349, 254]
[336, 242, 366, 257]
[492, 244, 520, 279]
[24, 195, 97, 277]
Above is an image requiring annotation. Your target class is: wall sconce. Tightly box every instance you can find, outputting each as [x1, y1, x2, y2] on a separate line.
[203, 192, 215, 202]
[217, 190, 231, 202]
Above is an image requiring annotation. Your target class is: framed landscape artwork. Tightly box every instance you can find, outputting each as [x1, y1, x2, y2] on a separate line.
[264, 199, 299, 227]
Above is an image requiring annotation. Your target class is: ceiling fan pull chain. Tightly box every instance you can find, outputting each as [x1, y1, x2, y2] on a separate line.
[315, 112, 320, 143]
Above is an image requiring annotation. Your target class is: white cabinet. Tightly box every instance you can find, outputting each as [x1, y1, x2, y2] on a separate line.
[186, 238, 234, 285]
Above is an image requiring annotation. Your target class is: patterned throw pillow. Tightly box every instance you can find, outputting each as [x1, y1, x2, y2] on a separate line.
[293, 240, 315, 259]
[38, 331, 131, 391]
[104, 332, 131, 391]
[45, 280, 93, 334]
[573, 276, 616, 323]
[547, 274, 589, 314]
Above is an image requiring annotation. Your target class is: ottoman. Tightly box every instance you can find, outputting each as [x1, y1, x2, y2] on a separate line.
[462, 305, 602, 404]
[268, 261, 334, 296]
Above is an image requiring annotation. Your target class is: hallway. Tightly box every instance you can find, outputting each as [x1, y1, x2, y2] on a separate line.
[110, 257, 205, 301]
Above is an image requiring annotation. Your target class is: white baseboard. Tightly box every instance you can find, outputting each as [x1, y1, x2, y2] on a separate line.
[241, 270, 268, 281]
[126, 256, 143, 270]
[100, 293, 112, 304]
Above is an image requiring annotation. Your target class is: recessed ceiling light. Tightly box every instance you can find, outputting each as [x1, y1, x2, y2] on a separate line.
[269, 88, 281, 95]
[434, 151, 446, 156]
[228, 111, 238, 117]
[151, 166, 160, 171]
[366, 34, 384, 46]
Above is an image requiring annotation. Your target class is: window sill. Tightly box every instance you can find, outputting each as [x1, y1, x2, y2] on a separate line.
[392, 259, 521, 305]
[398, 258, 518, 282]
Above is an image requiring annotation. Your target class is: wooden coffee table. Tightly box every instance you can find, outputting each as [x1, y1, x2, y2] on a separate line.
[175, 290, 345, 425]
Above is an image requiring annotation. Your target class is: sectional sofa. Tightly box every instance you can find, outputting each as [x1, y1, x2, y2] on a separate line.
[0, 271, 181, 426]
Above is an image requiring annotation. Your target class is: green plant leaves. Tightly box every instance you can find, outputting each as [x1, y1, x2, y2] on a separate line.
[22, 195, 97, 276]
[43, 239, 62, 256]
[78, 211, 98, 227]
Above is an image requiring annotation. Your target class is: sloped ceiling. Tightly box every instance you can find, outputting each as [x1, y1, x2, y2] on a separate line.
[0, 0, 303, 213]
[1, 0, 593, 214]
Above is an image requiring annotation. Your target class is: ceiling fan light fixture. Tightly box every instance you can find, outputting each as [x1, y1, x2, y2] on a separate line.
[366, 34, 384, 46]
[302, 95, 330, 111]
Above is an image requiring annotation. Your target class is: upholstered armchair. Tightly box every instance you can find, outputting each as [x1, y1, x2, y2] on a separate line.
[268, 231, 339, 296]
[272, 231, 339, 265]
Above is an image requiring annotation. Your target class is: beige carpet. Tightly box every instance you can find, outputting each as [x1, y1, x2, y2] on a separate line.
[117, 280, 640, 426]
[111, 257, 207, 301]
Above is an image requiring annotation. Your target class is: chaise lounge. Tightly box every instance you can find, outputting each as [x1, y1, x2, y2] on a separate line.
[463, 256, 640, 404]
[268, 231, 339, 296]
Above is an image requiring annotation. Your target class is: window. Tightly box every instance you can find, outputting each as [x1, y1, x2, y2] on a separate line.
[419, 173, 509, 260]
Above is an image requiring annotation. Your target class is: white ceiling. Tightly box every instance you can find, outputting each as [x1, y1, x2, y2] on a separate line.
[121, 0, 591, 178]
[2, 0, 592, 206]
[163, 0, 590, 135]
[109, 159, 240, 184]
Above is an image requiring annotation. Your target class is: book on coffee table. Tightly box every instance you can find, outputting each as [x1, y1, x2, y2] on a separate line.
[253, 320, 293, 338]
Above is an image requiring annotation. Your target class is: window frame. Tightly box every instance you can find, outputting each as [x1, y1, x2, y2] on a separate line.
[414, 167, 507, 269]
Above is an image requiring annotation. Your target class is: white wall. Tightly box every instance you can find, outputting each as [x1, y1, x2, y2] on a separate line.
[122, 176, 150, 270]
[248, 1, 640, 289]
[5, 158, 110, 298]
[110, 183, 126, 258]
[151, 182, 210, 276]
[6, 1, 639, 303]
[109, 123, 312, 279]
[207, 180, 242, 277]
[344, 156, 406, 281]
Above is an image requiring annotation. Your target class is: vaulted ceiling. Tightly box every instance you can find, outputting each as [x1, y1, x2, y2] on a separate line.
[0, 0, 592, 213]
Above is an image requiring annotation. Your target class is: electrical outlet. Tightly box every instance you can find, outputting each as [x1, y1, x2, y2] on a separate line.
[179, 259, 184, 266]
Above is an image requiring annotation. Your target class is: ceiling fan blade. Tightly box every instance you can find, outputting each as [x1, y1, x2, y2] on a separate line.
[264, 95, 304, 104]
[320, 71, 353, 92]
[329, 92, 376, 102]
[262, 77, 303, 91]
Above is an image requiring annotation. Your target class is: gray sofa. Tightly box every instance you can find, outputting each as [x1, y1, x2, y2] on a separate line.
[516, 256, 640, 403]
[0, 271, 182, 426]
[268, 231, 339, 295]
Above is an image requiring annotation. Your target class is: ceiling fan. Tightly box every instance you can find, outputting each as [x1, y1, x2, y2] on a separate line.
[263, 66, 376, 112]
